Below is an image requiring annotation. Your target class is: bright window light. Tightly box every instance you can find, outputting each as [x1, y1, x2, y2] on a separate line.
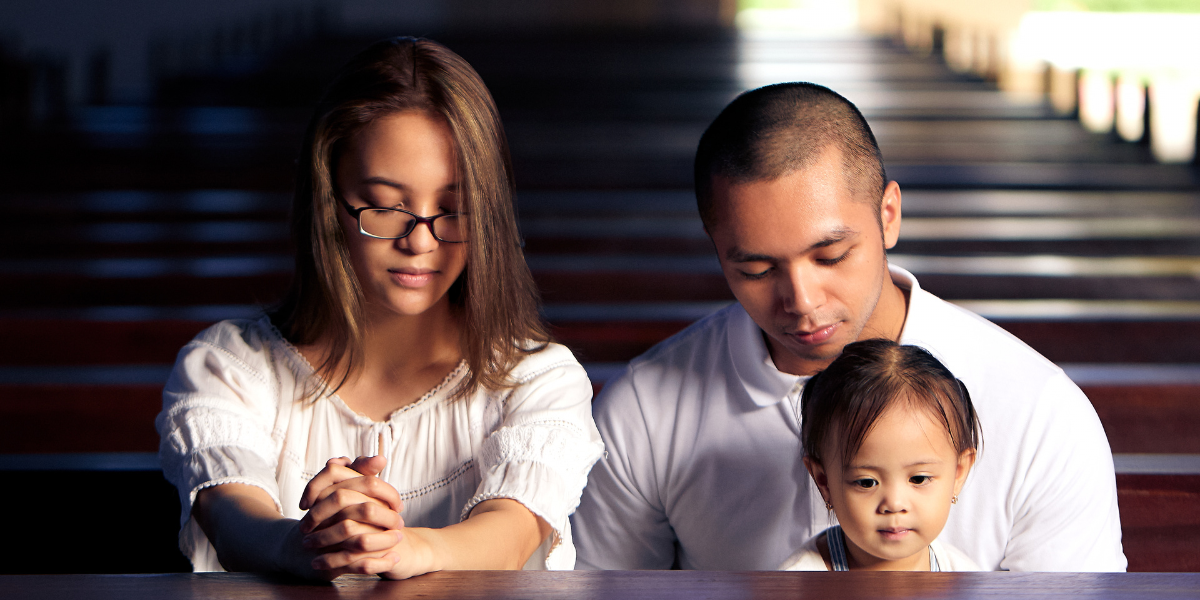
[735, 0, 858, 35]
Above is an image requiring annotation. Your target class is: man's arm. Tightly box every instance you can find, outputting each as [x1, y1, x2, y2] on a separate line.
[571, 371, 678, 569]
[1001, 373, 1126, 571]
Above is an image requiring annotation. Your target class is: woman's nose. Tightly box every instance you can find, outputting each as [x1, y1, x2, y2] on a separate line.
[397, 220, 440, 254]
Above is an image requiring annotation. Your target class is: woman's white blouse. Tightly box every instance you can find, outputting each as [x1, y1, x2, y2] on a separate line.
[156, 317, 604, 571]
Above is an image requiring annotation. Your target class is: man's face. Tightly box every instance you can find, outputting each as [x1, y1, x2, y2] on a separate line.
[707, 149, 902, 376]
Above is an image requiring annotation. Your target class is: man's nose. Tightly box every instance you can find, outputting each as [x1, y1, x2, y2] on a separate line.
[779, 265, 823, 315]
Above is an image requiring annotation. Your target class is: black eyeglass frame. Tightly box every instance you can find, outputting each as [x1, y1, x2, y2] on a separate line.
[337, 197, 466, 243]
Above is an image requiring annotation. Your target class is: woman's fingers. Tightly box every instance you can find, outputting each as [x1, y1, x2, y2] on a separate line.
[302, 453, 396, 511]
[302, 509, 404, 550]
[309, 525, 401, 554]
[348, 455, 387, 477]
[333, 552, 403, 577]
[313, 501, 404, 536]
[312, 547, 402, 574]
[299, 457, 358, 510]
[299, 487, 373, 533]
[313, 472, 404, 513]
[298, 481, 404, 534]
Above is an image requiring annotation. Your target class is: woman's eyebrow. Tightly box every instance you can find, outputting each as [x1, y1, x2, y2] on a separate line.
[362, 178, 459, 194]
[362, 176, 408, 191]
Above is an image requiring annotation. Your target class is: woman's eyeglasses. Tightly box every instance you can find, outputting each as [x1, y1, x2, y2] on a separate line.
[339, 197, 465, 243]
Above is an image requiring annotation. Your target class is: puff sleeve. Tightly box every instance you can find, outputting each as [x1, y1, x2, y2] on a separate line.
[461, 344, 605, 570]
[156, 320, 286, 564]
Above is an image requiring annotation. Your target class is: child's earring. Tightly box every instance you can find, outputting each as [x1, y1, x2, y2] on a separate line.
[825, 500, 833, 510]
[951, 495, 959, 505]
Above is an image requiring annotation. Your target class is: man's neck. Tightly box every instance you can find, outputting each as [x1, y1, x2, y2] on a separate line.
[861, 269, 910, 342]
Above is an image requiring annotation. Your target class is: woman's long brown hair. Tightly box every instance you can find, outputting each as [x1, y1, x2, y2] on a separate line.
[271, 36, 549, 400]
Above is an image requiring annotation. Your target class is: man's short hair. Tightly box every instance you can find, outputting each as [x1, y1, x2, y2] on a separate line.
[694, 82, 887, 229]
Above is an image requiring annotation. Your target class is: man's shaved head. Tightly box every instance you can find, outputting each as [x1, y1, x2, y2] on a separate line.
[694, 82, 886, 229]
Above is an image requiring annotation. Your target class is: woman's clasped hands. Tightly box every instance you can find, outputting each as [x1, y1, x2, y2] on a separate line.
[298, 455, 416, 579]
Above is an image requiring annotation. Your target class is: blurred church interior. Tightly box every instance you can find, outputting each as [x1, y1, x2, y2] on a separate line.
[1, 0, 1198, 574]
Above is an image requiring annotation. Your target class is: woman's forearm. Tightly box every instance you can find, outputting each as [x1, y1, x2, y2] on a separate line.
[194, 483, 317, 578]
[197, 485, 548, 579]
[382, 498, 551, 578]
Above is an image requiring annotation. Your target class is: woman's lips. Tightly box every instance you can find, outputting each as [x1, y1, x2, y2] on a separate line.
[389, 268, 436, 287]
[790, 323, 839, 345]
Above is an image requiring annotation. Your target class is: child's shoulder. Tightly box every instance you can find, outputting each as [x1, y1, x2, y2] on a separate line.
[778, 529, 831, 571]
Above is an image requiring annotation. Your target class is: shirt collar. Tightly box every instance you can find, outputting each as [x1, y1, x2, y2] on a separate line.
[727, 263, 922, 408]
[889, 263, 921, 343]
[727, 303, 806, 408]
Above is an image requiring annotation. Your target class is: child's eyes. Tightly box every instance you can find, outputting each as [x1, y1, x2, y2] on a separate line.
[909, 475, 932, 485]
[851, 478, 878, 489]
[739, 268, 770, 280]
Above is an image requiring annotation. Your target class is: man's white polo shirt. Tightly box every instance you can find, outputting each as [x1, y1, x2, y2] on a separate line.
[572, 265, 1126, 571]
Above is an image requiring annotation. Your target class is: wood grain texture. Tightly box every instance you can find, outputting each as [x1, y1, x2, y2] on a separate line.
[4, 571, 1200, 600]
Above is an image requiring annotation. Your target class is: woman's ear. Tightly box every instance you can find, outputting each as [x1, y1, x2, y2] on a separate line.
[952, 448, 977, 497]
[803, 456, 832, 504]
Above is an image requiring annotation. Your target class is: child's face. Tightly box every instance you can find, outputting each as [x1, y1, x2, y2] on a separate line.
[804, 403, 976, 570]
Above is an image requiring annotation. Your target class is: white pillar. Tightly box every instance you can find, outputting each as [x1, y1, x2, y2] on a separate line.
[943, 25, 974, 73]
[1115, 74, 1146, 143]
[1148, 77, 1200, 164]
[1079, 70, 1115, 134]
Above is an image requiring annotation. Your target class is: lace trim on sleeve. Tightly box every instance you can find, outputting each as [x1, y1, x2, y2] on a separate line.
[462, 422, 604, 565]
[476, 421, 600, 482]
[159, 398, 281, 466]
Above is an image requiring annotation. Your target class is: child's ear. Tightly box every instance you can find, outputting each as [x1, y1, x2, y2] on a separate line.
[803, 456, 832, 502]
[952, 448, 977, 497]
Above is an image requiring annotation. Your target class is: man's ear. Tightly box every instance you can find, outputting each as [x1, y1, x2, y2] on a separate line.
[880, 180, 902, 250]
[803, 456, 832, 504]
[952, 448, 977, 498]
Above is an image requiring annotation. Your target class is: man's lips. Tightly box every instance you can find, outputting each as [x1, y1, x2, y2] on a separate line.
[788, 323, 839, 345]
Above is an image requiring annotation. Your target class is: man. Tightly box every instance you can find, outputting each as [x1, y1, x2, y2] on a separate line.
[571, 83, 1125, 571]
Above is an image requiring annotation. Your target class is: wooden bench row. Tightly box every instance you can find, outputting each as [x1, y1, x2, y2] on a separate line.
[3, 317, 1200, 365]
[3, 380, 1198, 455]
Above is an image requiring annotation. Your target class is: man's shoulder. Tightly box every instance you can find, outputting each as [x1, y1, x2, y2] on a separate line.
[627, 302, 743, 371]
[904, 288, 1061, 379]
[594, 303, 744, 419]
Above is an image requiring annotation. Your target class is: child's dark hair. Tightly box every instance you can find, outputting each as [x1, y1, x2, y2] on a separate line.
[801, 339, 981, 468]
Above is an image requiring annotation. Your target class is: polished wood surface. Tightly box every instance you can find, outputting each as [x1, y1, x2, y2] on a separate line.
[4, 571, 1200, 600]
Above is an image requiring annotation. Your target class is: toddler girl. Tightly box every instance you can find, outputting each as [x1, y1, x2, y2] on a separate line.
[780, 339, 982, 571]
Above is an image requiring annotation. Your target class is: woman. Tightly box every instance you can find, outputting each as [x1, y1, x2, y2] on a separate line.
[156, 37, 603, 580]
